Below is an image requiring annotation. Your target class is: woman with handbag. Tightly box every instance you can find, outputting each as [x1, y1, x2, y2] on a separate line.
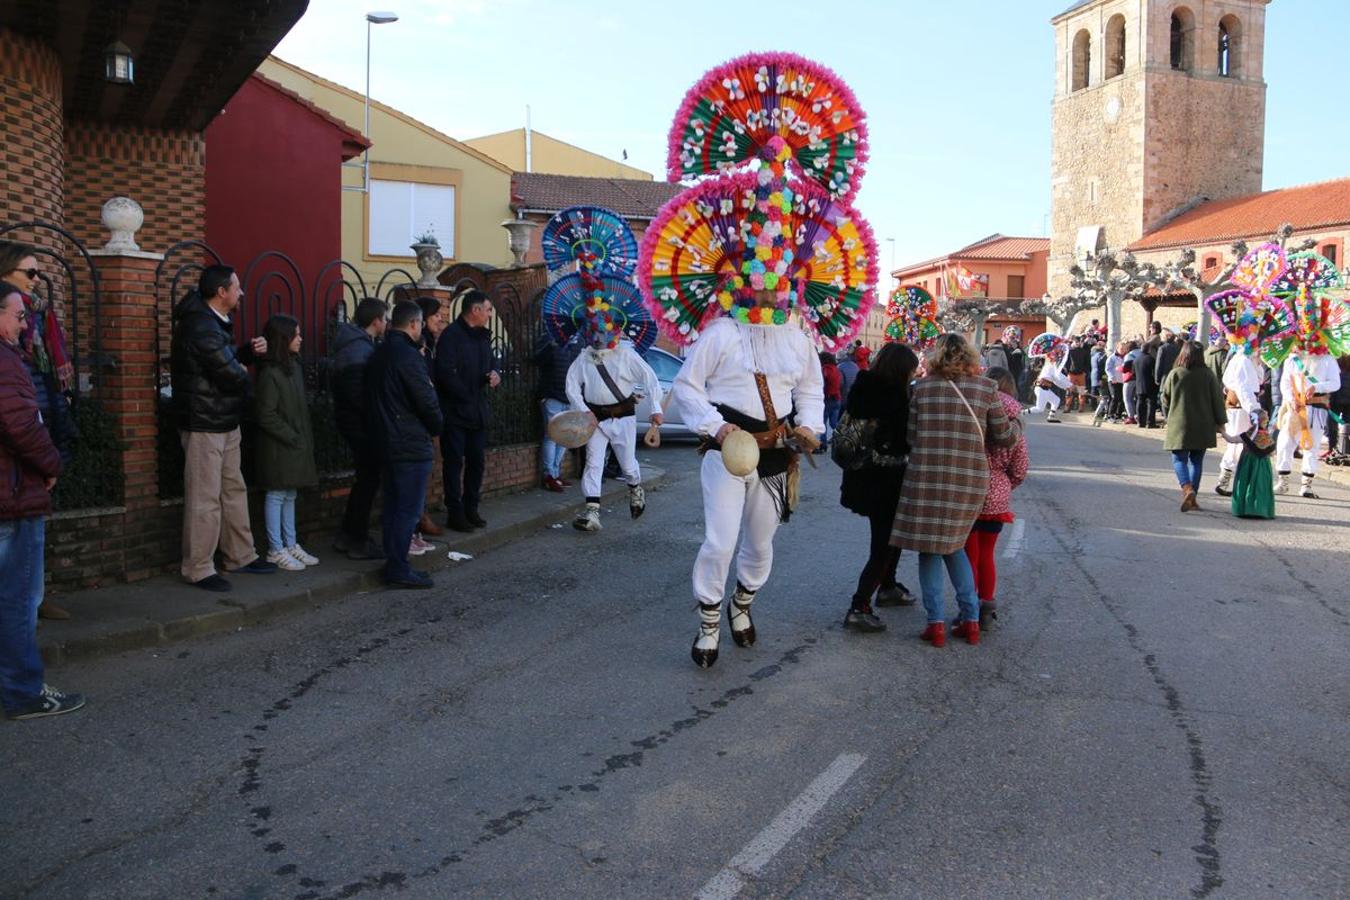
[838, 342, 919, 632]
[892, 334, 1022, 647]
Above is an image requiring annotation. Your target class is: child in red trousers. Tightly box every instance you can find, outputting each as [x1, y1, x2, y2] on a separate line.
[963, 368, 1028, 629]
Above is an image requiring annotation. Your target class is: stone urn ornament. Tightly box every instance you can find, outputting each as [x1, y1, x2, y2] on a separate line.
[501, 217, 537, 268]
[411, 229, 443, 288]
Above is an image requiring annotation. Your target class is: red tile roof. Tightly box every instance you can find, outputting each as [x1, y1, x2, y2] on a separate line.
[512, 173, 683, 220]
[1129, 177, 1350, 251]
[895, 234, 1050, 275]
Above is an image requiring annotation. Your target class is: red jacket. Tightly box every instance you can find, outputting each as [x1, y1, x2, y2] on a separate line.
[0, 340, 61, 520]
[822, 362, 842, 401]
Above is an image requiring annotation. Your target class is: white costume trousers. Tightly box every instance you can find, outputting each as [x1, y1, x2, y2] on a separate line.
[581, 415, 640, 499]
[1275, 407, 1326, 476]
[1221, 409, 1249, 471]
[1033, 388, 1061, 412]
[691, 450, 781, 607]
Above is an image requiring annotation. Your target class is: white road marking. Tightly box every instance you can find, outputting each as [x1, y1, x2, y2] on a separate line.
[695, 753, 866, 900]
[1002, 519, 1027, 558]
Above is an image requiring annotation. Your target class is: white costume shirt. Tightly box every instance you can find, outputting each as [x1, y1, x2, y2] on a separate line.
[672, 319, 825, 436]
[1281, 352, 1342, 399]
[1105, 353, 1125, 384]
[1038, 358, 1071, 390]
[1222, 353, 1262, 415]
[565, 344, 662, 414]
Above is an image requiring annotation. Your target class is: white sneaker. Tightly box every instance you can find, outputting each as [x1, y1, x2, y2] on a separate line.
[573, 503, 602, 532]
[288, 544, 319, 566]
[267, 549, 305, 571]
[1274, 474, 1289, 495]
[408, 535, 429, 556]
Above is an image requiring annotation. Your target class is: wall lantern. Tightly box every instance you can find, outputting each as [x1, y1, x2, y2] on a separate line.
[104, 41, 134, 84]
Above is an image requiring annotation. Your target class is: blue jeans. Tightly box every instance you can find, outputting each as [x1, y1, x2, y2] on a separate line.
[917, 549, 978, 624]
[382, 459, 433, 581]
[824, 399, 842, 441]
[540, 398, 568, 479]
[1171, 449, 1205, 489]
[264, 489, 298, 552]
[0, 516, 46, 713]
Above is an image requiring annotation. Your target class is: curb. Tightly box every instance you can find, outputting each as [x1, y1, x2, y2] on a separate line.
[40, 466, 669, 668]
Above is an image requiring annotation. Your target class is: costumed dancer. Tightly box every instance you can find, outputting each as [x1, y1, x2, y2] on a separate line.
[564, 328, 663, 531]
[1028, 333, 1069, 422]
[1229, 409, 1276, 518]
[537, 206, 662, 529]
[1261, 251, 1349, 498]
[640, 52, 878, 668]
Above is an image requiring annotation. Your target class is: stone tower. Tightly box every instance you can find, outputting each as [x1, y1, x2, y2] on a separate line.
[1048, 0, 1271, 298]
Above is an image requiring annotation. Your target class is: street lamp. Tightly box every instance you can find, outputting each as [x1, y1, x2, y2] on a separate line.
[349, 11, 398, 193]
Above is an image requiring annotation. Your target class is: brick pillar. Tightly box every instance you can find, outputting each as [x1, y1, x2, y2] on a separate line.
[88, 245, 164, 512]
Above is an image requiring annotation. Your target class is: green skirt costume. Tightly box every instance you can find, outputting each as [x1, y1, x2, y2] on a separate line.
[1231, 433, 1275, 519]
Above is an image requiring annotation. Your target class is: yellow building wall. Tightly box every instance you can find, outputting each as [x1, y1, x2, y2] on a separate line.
[258, 56, 515, 287]
[465, 129, 653, 180]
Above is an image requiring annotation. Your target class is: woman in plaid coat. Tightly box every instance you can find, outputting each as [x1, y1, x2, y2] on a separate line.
[892, 334, 1022, 647]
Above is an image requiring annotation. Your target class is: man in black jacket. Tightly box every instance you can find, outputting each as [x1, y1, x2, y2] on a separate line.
[1136, 339, 1160, 428]
[1155, 329, 1182, 384]
[331, 298, 387, 560]
[170, 265, 276, 591]
[533, 331, 579, 493]
[365, 301, 443, 589]
[434, 290, 499, 532]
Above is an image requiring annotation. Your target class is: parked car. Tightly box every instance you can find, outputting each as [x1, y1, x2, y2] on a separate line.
[635, 345, 696, 440]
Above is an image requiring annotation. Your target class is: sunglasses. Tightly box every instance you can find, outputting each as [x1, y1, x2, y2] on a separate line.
[18, 268, 39, 280]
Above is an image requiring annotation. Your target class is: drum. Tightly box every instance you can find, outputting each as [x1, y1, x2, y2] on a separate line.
[546, 410, 596, 449]
[720, 429, 760, 477]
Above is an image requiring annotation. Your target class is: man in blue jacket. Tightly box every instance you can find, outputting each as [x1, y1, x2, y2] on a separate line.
[434, 290, 499, 533]
[365, 301, 443, 589]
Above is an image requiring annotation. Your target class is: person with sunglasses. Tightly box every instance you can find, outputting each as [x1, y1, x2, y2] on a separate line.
[0, 241, 78, 621]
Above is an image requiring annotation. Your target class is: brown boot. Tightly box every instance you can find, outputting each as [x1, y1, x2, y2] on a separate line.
[38, 601, 71, 621]
[1180, 485, 1197, 512]
[417, 512, 444, 537]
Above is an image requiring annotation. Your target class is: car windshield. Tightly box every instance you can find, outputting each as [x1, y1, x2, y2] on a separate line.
[643, 349, 684, 382]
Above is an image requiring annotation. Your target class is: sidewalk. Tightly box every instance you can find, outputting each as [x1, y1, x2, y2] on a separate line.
[1043, 409, 1350, 487]
[38, 465, 666, 668]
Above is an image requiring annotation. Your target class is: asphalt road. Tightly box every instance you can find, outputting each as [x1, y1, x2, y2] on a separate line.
[4, 418, 1348, 899]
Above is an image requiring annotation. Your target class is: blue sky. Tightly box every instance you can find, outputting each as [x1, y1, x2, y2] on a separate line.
[275, 0, 1347, 272]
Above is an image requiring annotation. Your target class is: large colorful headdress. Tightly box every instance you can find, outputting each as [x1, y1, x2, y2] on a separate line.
[540, 206, 655, 352]
[1028, 332, 1067, 362]
[1206, 243, 1298, 360]
[1001, 325, 1023, 348]
[639, 52, 878, 352]
[1262, 250, 1349, 364]
[882, 285, 941, 350]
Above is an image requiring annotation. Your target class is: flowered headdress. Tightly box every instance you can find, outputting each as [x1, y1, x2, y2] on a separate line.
[1028, 331, 1067, 362]
[1205, 243, 1298, 360]
[1259, 250, 1349, 365]
[639, 52, 878, 352]
[1001, 325, 1023, 347]
[540, 206, 656, 352]
[882, 285, 940, 350]
[1183, 322, 1225, 346]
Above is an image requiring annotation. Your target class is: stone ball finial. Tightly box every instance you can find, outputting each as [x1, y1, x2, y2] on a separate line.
[101, 197, 144, 252]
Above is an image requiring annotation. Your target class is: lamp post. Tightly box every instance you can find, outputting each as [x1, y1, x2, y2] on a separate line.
[350, 11, 398, 194]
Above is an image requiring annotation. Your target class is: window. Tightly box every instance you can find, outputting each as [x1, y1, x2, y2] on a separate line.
[368, 179, 456, 257]
[1171, 8, 1195, 72]
[1321, 243, 1339, 265]
[1007, 275, 1026, 299]
[1203, 254, 1220, 270]
[1218, 15, 1241, 77]
[1072, 29, 1092, 91]
[1105, 14, 1126, 79]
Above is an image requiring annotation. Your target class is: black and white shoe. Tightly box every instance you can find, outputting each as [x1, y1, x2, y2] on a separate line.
[629, 484, 646, 519]
[7, 685, 85, 720]
[691, 603, 721, 668]
[728, 584, 756, 647]
[574, 503, 602, 532]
